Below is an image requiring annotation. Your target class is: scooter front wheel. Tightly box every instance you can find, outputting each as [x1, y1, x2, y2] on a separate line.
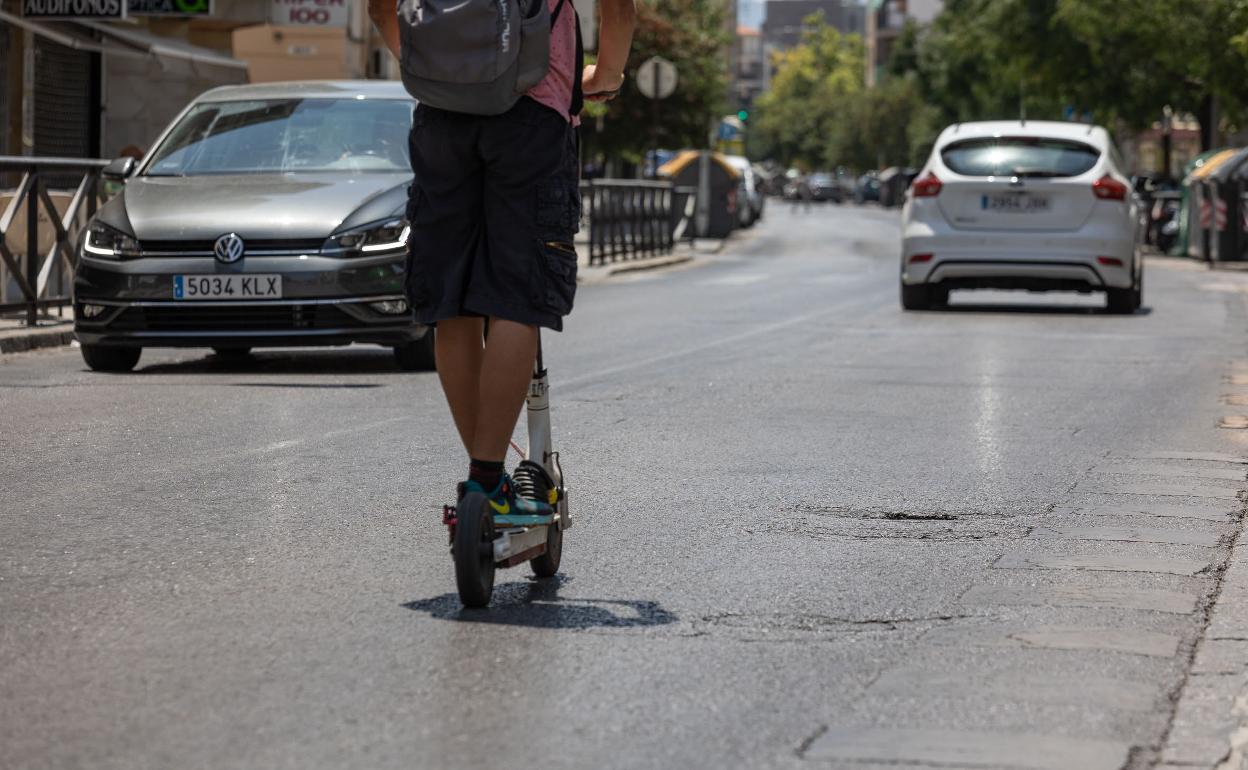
[453, 493, 495, 607]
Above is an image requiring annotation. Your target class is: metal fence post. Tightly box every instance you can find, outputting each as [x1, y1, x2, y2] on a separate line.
[25, 166, 38, 326]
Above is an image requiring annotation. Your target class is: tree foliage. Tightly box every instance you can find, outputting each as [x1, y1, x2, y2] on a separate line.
[582, 0, 729, 165]
[754, 15, 864, 169]
[754, 15, 935, 170]
[919, 0, 1248, 142]
[755, 0, 1248, 170]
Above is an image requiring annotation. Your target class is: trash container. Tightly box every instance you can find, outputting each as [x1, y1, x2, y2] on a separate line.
[1185, 148, 1237, 261]
[878, 166, 918, 208]
[1209, 147, 1248, 262]
[658, 150, 741, 239]
[1175, 150, 1224, 257]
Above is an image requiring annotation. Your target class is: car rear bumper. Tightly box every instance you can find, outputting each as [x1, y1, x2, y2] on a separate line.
[901, 226, 1136, 290]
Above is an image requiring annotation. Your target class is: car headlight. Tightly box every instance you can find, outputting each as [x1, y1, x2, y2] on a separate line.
[83, 222, 141, 258]
[323, 218, 410, 256]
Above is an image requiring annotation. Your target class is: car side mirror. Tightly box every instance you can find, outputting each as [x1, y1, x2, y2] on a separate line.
[101, 156, 136, 182]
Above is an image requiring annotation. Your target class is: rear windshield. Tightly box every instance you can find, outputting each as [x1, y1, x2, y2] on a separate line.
[941, 137, 1100, 178]
[144, 98, 413, 176]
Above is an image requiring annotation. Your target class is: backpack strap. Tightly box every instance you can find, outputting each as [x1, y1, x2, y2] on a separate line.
[550, 0, 568, 24]
[569, 6, 583, 117]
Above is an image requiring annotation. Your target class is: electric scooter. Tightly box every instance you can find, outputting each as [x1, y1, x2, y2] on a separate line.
[443, 339, 570, 607]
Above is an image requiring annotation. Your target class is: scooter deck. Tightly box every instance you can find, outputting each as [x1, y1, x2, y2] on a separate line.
[493, 512, 555, 527]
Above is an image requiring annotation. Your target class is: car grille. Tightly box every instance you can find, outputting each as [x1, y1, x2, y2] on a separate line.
[108, 304, 366, 332]
[141, 238, 325, 255]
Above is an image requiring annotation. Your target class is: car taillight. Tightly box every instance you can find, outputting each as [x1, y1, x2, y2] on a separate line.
[1092, 175, 1127, 201]
[912, 172, 942, 198]
[1097, 256, 1124, 267]
[909, 253, 933, 263]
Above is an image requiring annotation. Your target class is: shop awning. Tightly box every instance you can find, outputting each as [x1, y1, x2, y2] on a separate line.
[0, 10, 246, 70]
[74, 20, 247, 70]
[0, 9, 139, 58]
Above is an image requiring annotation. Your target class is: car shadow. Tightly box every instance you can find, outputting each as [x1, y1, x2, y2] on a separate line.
[937, 302, 1153, 317]
[402, 575, 678, 630]
[137, 348, 423, 376]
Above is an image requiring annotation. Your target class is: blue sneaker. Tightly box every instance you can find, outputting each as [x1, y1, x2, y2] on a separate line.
[461, 473, 553, 520]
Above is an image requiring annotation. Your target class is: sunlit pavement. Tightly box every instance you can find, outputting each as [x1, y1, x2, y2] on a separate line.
[6, 201, 1248, 768]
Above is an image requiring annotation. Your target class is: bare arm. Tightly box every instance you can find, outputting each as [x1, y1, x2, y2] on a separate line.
[368, 0, 401, 61]
[583, 0, 637, 100]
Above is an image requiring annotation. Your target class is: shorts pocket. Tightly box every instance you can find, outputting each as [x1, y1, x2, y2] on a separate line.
[535, 240, 577, 316]
[536, 179, 575, 231]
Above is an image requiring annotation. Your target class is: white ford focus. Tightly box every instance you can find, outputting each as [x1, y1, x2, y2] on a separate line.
[900, 120, 1143, 313]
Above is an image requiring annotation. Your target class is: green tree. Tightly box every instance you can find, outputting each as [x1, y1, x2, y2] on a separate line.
[754, 14, 865, 169]
[582, 0, 729, 166]
[832, 76, 940, 170]
[916, 0, 1248, 147]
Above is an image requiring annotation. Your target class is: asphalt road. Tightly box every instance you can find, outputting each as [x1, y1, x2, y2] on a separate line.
[5, 202, 1248, 769]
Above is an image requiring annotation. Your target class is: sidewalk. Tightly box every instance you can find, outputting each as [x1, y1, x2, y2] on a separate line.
[576, 237, 724, 284]
[0, 313, 75, 354]
[1161, 525, 1248, 769]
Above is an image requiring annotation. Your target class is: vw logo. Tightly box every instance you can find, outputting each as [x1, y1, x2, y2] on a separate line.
[213, 233, 245, 263]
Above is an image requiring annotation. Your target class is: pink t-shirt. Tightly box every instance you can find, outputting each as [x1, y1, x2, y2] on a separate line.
[525, 0, 579, 124]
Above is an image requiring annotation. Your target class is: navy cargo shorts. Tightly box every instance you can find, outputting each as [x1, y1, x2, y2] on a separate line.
[404, 97, 580, 332]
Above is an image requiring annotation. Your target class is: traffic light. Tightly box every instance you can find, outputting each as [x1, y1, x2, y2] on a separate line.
[737, 109, 749, 122]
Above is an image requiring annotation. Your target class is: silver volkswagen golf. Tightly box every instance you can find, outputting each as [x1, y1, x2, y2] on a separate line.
[74, 81, 433, 372]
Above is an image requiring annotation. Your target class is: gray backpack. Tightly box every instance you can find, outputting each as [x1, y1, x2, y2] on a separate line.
[398, 0, 566, 116]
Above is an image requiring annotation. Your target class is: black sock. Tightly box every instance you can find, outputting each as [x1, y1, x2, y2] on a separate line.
[469, 458, 504, 491]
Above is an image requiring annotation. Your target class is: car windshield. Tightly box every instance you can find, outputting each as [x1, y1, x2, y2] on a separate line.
[941, 137, 1100, 178]
[144, 98, 412, 176]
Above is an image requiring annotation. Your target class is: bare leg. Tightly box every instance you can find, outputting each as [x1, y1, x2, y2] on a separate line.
[469, 318, 539, 462]
[434, 316, 486, 453]
[435, 315, 538, 465]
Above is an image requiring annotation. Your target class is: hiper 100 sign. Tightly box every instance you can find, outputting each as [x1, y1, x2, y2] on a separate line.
[270, 0, 346, 27]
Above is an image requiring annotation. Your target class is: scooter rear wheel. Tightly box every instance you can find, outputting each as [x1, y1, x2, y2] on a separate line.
[530, 514, 563, 578]
[453, 493, 495, 607]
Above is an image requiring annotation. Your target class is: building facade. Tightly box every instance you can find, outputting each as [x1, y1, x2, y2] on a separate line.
[733, 25, 764, 115]
[865, 0, 942, 87]
[761, 0, 864, 51]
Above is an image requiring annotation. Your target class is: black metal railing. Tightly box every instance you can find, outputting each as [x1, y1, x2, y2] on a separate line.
[580, 180, 695, 266]
[0, 156, 109, 326]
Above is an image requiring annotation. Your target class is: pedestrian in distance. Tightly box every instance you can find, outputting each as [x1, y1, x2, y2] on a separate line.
[369, 0, 637, 518]
[795, 176, 813, 213]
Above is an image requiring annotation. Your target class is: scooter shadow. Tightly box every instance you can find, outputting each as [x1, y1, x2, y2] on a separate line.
[402, 576, 677, 630]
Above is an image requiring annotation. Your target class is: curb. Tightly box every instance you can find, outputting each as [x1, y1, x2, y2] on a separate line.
[0, 327, 75, 355]
[576, 238, 724, 285]
[604, 253, 694, 276]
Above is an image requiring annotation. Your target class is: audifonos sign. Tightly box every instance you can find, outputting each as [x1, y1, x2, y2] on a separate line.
[23, 0, 125, 18]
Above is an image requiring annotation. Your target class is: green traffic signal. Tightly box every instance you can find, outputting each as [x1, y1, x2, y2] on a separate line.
[737, 110, 749, 122]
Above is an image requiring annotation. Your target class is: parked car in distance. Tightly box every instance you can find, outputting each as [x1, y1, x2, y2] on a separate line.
[724, 155, 765, 227]
[807, 172, 844, 203]
[900, 120, 1144, 313]
[74, 81, 433, 373]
